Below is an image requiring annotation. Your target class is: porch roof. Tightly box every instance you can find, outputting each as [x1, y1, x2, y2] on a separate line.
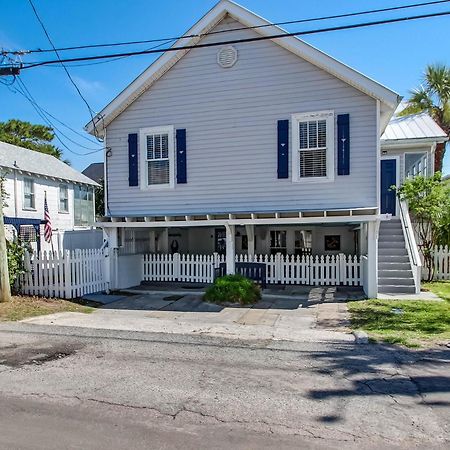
[97, 207, 387, 228]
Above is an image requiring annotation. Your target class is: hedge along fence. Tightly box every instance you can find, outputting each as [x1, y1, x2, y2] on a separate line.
[421, 245, 450, 281]
[20, 249, 108, 299]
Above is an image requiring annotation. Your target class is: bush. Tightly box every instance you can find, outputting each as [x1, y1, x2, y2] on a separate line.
[204, 274, 261, 305]
[6, 240, 30, 290]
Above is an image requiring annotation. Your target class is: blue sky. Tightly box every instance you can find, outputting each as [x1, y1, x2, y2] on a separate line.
[1, 0, 449, 173]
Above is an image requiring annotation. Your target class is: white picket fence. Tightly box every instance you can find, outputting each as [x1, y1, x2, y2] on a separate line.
[422, 245, 450, 280]
[143, 253, 362, 286]
[20, 249, 108, 299]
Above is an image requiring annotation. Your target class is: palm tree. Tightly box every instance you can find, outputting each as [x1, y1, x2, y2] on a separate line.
[399, 64, 450, 172]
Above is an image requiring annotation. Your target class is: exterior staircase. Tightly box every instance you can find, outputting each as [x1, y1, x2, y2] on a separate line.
[378, 219, 416, 294]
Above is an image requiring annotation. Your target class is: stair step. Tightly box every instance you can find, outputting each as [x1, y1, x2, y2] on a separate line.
[378, 234, 404, 240]
[379, 262, 411, 271]
[379, 241, 405, 249]
[378, 247, 408, 256]
[378, 285, 416, 294]
[379, 269, 413, 278]
[378, 277, 415, 286]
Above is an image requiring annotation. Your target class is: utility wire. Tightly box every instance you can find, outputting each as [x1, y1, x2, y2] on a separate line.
[12, 77, 103, 155]
[27, 0, 102, 141]
[19, 9, 450, 69]
[4, 0, 450, 55]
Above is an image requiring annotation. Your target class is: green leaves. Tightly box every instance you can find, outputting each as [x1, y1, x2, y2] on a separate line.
[0, 119, 63, 159]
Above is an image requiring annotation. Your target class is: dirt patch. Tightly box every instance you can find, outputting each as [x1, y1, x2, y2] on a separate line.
[0, 343, 83, 368]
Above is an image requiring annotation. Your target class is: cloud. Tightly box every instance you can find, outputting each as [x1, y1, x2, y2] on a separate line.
[72, 76, 104, 93]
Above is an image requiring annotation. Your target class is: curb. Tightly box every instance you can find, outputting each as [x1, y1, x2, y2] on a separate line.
[353, 330, 369, 344]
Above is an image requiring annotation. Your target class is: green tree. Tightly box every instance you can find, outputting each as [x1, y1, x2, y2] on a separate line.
[396, 173, 450, 281]
[95, 177, 105, 217]
[399, 64, 450, 172]
[0, 119, 63, 159]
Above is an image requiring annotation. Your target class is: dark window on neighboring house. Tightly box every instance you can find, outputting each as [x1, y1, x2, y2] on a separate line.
[74, 185, 94, 226]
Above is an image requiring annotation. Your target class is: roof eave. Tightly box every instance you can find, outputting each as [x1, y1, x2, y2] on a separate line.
[85, 0, 400, 135]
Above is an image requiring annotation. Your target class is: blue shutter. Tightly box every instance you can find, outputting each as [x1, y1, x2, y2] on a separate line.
[277, 120, 289, 179]
[128, 133, 138, 186]
[176, 129, 187, 184]
[337, 114, 350, 175]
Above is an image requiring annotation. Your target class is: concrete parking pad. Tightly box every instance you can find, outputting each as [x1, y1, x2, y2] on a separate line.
[22, 286, 362, 343]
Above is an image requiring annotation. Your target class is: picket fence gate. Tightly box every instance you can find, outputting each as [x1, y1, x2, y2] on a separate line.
[20, 249, 108, 299]
[143, 253, 362, 286]
[421, 245, 450, 281]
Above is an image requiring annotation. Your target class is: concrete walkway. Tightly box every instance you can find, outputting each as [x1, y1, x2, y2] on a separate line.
[22, 287, 364, 343]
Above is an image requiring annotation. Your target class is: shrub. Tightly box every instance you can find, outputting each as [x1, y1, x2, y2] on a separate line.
[7, 240, 30, 290]
[204, 274, 261, 305]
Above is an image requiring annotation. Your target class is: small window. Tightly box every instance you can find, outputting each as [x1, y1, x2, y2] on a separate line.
[405, 153, 428, 178]
[295, 230, 312, 256]
[140, 126, 174, 188]
[74, 185, 94, 226]
[292, 111, 334, 182]
[23, 177, 35, 210]
[59, 184, 69, 213]
[270, 230, 287, 255]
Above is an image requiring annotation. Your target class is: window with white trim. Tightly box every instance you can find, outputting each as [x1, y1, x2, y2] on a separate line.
[292, 111, 334, 182]
[59, 184, 69, 213]
[23, 177, 35, 210]
[140, 126, 174, 188]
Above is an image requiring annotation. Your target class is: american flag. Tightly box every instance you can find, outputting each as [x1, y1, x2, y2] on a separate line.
[44, 194, 52, 243]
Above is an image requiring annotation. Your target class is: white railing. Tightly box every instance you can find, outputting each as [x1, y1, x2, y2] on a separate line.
[421, 245, 450, 281]
[399, 200, 422, 293]
[20, 249, 108, 299]
[143, 253, 362, 286]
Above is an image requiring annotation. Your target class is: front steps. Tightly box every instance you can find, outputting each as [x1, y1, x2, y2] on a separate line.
[378, 219, 416, 294]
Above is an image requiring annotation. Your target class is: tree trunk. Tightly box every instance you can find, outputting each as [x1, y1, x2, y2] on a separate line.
[434, 142, 447, 173]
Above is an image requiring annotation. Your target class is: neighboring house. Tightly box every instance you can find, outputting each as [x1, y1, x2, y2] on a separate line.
[82, 162, 104, 184]
[85, 0, 446, 297]
[0, 140, 99, 251]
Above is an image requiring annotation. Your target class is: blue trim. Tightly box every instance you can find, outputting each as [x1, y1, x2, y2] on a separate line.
[337, 114, 350, 175]
[277, 120, 289, 179]
[176, 129, 187, 184]
[128, 133, 139, 187]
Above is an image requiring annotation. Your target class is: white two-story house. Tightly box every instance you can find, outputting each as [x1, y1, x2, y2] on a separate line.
[0, 141, 99, 251]
[87, 0, 447, 297]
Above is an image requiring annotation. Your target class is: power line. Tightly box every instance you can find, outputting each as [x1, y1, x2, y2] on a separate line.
[4, 0, 450, 55]
[19, 9, 450, 69]
[11, 77, 103, 155]
[27, 0, 102, 141]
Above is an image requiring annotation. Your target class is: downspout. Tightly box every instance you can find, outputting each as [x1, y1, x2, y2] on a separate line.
[13, 163, 19, 217]
[104, 128, 112, 217]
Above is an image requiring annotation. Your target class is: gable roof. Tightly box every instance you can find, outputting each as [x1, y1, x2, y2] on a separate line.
[0, 141, 99, 186]
[381, 112, 448, 145]
[82, 162, 104, 183]
[85, 0, 400, 136]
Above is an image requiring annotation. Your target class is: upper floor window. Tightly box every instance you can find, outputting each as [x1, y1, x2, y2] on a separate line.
[59, 184, 69, 213]
[23, 177, 35, 210]
[292, 111, 334, 182]
[405, 152, 428, 178]
[74, 185, 94, 226]
[140, 126, 174, 189]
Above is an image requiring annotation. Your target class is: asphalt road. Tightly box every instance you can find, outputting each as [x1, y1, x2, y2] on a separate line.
[0, 324, 448, 449]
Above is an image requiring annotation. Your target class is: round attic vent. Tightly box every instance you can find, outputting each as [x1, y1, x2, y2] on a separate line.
[217, 46, 237, 68]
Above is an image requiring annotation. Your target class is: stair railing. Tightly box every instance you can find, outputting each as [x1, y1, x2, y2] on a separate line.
[398, 199, 422, 293]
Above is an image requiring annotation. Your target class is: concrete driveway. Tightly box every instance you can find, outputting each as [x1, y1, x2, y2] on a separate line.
[22, 286, 364, 343]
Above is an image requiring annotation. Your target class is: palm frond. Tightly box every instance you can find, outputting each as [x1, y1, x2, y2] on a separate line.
[398, 87, 434, 116]
[424, 63, 450, 103]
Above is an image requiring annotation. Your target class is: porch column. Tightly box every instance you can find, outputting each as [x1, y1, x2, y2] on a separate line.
[225, 223, 235, 274]
[104, 227, 119, 291]
[366, 220, 379, 298]
[245, 224, 255, 257]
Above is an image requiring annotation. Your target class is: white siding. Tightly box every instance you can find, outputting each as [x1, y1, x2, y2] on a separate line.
[106, 16, 378, 216]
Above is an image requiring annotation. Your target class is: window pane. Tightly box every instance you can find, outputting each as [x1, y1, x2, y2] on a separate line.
[299, 122, 308, 149]
[317, 120, 327, 147]
[299, 149, 327, 178]
[146, 135, 154, 159]
[148, 160, 169, 185]
[154, 135, 161, 159]
[161, 134, 168, 159]
[405, 153, 427, 178]
[308, 121, 317, 148]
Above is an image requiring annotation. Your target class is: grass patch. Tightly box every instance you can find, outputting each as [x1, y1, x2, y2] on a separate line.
[422, 281, 450, 302]
[0, 295, 93, 322]
[348, 298, 450, 347]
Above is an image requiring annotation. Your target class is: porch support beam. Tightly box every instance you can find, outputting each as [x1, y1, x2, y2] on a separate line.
[366, 220, 379, 298]
[225, 224, 235, 275]
[245, 224, 255, 257]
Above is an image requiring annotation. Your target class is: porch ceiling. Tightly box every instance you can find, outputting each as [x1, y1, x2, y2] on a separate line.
[97, 207, 390, 228]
